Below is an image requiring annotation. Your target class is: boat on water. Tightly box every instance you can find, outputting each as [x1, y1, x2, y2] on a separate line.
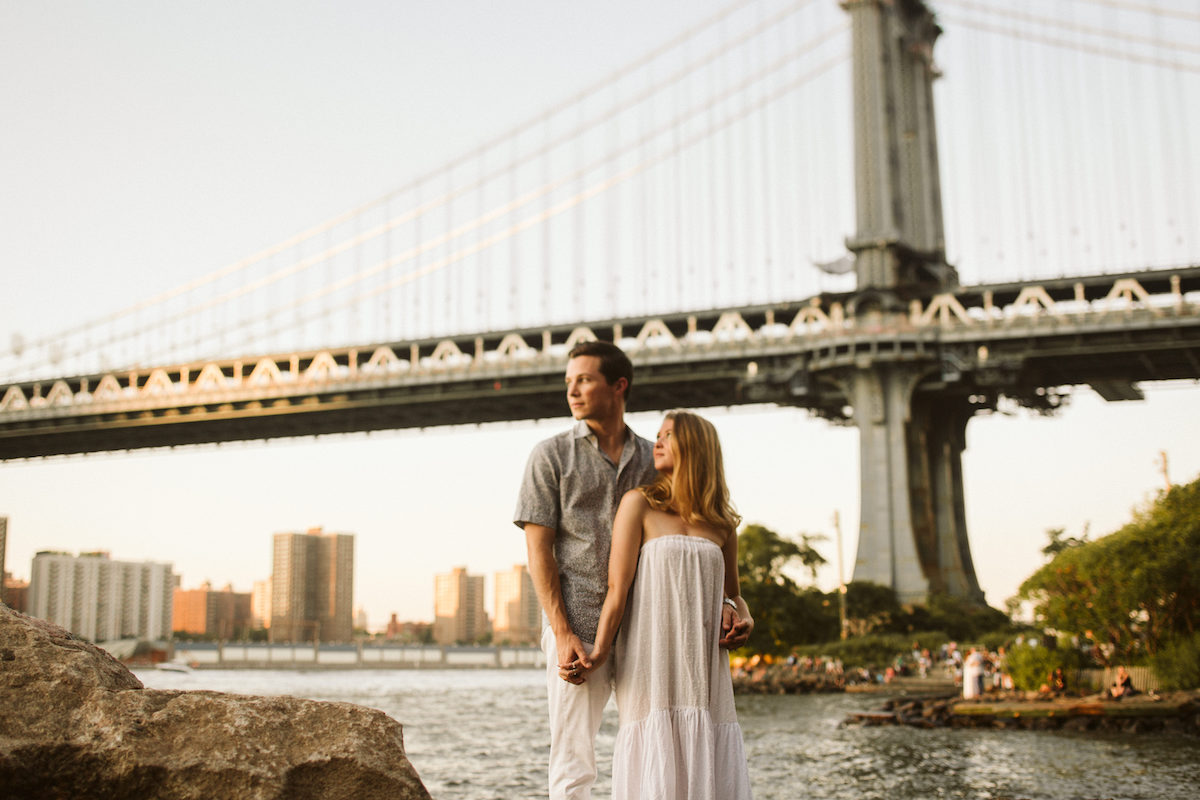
[155, 660, 194, 673]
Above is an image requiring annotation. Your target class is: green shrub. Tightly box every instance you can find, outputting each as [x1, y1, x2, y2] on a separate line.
[1005, 643, 1085, 692]
[1150, 632, 1200, 690]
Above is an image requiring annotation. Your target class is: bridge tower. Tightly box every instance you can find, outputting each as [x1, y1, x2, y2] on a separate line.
[840, 0, 984, 604]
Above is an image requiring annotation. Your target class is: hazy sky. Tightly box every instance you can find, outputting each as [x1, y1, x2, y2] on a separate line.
[2, 0, 1198, 630]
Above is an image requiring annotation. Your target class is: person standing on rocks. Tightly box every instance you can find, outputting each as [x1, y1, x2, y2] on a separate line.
[514, 341, 750, 800]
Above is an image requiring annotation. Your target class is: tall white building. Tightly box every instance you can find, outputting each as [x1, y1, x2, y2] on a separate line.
[28, 551, 175, 642]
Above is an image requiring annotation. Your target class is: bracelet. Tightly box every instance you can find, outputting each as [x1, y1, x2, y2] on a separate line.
[723, 598, 737, 611]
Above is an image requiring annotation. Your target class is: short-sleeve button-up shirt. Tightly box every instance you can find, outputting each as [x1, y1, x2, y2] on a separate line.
[513, 419, 657, 643]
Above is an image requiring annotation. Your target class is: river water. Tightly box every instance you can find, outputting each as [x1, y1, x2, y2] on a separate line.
[136, 668, 1199, 800]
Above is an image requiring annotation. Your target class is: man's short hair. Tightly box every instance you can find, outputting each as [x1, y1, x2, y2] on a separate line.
[568, 340, 634, 403]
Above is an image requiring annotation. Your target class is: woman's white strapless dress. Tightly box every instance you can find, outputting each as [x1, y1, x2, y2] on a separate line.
[611, 535, 752, 799]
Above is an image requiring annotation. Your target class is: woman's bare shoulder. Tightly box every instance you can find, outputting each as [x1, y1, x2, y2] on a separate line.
[619, 488, 650, 508]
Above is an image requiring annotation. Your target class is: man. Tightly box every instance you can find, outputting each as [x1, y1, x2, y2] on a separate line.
[514, 340, 750, 799]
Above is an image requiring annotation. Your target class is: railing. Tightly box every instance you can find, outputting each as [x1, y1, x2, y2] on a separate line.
[168, 641, 545, 669]
[4, 267, 1198, 417]
[1077, 666, 1160, 694]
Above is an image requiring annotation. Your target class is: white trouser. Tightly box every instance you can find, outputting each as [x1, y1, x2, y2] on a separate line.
[542, 627, 614, 800]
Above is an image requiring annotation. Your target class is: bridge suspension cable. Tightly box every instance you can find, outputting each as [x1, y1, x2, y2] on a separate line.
[4, 0, 853, 381]
[1073, 0, 1200, 23]
[8, 0, 1196, 383]
[83, 21, 846, 368]
[937, 0, 1200, 61]
[937, 5, 1200, 73]
[932, 0, 1199, 284]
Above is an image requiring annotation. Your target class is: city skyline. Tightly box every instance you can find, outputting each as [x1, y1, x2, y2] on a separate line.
[6, 528, 545, 634]
[3, 1, 1199, 629]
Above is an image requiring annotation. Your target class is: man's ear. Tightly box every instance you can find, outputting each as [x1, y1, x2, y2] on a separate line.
[613, 376, 629, 400]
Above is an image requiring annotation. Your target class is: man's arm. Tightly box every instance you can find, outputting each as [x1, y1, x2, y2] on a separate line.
[524, 523, 590, 678]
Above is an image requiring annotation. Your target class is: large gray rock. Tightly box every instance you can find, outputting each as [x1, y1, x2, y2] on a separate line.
[0, 606, 431, 800]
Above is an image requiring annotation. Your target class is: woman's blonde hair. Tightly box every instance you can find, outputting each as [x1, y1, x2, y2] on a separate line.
[640, 409, 741, 533]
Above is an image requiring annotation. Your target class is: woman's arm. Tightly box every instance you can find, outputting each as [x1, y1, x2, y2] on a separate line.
[720, 527, 754, 648]
[587, 490, 647, 669]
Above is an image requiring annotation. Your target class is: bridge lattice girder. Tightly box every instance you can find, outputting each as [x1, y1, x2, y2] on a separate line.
[1, 267, 1198, 461]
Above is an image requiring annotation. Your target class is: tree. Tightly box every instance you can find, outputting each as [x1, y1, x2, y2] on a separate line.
[1017, 475, 1200, 665]
[737, 524, 803, 587]
[1040, 526, 1090, 558]
[736, 524, 837, 652]
[795, 532, 829, 583]
[844, 581, 901, 636]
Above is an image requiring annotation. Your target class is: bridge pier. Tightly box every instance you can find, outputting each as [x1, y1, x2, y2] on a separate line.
[837, 0, 982, 604]
[843, 364, 985, 605]
[845, 365, 927, 603]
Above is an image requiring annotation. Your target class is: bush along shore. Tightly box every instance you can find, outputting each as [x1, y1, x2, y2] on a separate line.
[843, 690, 1200, 733]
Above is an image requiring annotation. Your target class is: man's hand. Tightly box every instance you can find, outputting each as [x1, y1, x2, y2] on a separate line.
[556, 633, 591, 684]
[720, 602, 753, 649]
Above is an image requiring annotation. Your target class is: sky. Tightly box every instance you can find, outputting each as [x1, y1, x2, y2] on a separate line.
[2, 0, 1198, 631]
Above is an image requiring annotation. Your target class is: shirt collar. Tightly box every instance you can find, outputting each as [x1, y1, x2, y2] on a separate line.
[573, 419, 635, 464]
[571, 419, 594, 441]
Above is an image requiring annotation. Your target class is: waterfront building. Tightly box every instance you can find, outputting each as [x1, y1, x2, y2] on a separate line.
[3, 573, 29, 613]
[27, 550, 174, 642]
[251, 578, 272, 629]
[173, 581, 253, 639]
[492, 564, 541, 645]
[269, 527, 354, 643]
[385, 614, 432, 643]
[434, 566, 489, 645]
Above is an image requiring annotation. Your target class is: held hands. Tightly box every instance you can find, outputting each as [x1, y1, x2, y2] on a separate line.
[556, 633, 592, 685]
[720, 602, 753, 649]
[557, 642, 611, 685]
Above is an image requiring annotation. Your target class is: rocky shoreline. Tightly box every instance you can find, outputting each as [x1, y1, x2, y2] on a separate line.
[732, 662, 1200, 734]
[731, 662, 950, 695]
[0, 606, 432, 800]
[844, 691, 1200, 734]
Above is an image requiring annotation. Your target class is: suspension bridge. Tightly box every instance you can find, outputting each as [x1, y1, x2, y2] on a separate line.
[3, 0, 1198, 603]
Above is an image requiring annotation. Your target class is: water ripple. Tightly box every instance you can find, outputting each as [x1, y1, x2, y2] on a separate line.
[137, 669, 1199, 800]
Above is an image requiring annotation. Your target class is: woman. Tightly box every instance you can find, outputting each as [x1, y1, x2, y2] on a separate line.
[583, 410, 753, 799]
[962, 647, 985, 698]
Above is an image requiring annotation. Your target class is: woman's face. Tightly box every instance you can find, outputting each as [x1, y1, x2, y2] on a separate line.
[653, 417, 676, 473]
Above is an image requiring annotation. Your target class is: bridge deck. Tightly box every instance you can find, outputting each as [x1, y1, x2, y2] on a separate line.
[2, 268, 1199, 459]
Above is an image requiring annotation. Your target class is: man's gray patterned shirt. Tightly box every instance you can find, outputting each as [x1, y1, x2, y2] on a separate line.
[513, 419, 657, 644]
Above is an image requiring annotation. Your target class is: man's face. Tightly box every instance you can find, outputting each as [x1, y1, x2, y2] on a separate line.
[565, 355, 624, 422]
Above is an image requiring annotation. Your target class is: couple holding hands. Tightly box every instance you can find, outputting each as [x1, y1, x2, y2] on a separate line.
[515, 340, 754, 800]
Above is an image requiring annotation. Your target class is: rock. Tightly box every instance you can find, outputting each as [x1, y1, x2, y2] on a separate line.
[0, 606, 431, 800]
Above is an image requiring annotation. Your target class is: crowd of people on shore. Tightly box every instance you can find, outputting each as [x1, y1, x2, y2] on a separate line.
[728, 641, 1147, 703]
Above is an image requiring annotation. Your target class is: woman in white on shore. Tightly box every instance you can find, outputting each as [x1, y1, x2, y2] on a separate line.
[584, 409, 753, 800]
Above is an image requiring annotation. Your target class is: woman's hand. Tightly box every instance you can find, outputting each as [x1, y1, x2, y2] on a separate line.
[584, 644, 611, 675]
[719, 597, 754, 649]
